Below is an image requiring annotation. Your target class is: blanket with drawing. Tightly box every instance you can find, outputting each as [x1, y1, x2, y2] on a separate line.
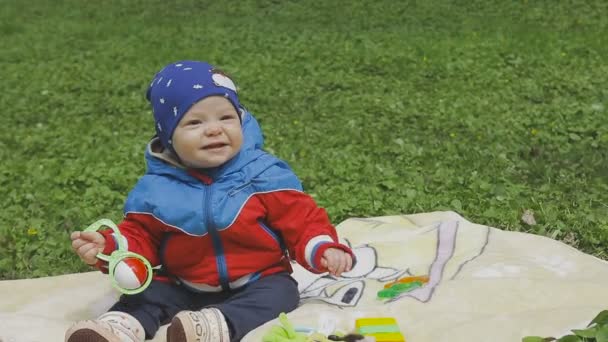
[1, 211, 607, 342]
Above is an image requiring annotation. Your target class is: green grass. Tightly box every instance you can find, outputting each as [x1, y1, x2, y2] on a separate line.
[0, 0, 606, 279]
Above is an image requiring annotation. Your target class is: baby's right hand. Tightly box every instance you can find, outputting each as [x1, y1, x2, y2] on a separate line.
[71, 231, 105, 266]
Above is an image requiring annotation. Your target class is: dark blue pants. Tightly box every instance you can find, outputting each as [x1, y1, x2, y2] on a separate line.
[109, 273, 300, 341]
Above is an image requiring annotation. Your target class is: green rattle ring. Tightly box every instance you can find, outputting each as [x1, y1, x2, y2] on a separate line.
[85, 219, 153, 295]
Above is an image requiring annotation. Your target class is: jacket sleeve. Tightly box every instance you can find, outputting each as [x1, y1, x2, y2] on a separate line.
[94, 214, 164, 273]
[257, 190, 354, 273]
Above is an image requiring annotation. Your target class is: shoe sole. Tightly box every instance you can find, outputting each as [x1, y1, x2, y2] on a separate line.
[65, 320, 124, 342]
[167, 310, 230, 342]
[66, 328, 112, 342]
[166, 317, 188, 342]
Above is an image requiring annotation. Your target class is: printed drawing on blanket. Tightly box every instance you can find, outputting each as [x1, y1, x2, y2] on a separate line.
[291, 220, 490, 307]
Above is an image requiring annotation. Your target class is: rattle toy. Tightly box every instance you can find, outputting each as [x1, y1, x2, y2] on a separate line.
[84, 219, 153, 295]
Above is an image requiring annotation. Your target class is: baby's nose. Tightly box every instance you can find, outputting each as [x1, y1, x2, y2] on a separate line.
[204, 123, 222, 135]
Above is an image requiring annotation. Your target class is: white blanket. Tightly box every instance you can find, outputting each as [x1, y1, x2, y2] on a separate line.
[1, 211, 607, 342]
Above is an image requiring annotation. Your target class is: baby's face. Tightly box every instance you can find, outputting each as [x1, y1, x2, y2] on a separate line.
[172, 96, 243, 169]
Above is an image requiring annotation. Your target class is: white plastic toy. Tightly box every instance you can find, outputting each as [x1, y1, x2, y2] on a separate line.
[85, 219, 153, 295]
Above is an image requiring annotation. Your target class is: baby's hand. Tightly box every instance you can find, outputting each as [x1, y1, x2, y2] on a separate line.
[320, 248, 353, 277]
[71, 231, 105, 266]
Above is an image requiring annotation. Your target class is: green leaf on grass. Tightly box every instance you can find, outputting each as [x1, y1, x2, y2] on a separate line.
[596, 325, 608, 342]
[522, 337, 549, 342]
[572, 326, 598, 338]
[589, 310, 608, 327]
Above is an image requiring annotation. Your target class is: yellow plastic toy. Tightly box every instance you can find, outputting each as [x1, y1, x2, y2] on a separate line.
[382, 275, 429, 289]
[355, 318, 405, 342]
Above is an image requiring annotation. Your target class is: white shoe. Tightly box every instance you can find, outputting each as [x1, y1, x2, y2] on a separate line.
[65, 311, 145, 342]
[167, 308, 230, 342]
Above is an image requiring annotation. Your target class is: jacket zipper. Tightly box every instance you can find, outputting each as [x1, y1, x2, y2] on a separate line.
[203, 182, 230, 291]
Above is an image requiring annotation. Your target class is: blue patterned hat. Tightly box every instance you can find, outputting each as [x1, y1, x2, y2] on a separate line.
[146, 61, 242, 150]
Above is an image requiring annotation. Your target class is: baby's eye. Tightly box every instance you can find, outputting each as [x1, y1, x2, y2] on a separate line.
[186, 120, 202, 126]
[221, 114, 236, 121]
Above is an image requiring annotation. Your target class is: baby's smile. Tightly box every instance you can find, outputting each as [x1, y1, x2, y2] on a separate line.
[202, 142, 229, 150]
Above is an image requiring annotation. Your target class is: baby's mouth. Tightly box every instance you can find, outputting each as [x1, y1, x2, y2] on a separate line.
[202, 142, 228, 150]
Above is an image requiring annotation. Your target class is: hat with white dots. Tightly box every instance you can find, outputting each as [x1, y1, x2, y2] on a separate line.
[146, 60, 242, 151]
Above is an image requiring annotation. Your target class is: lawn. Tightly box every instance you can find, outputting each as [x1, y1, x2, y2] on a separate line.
[0, 0, 606, 279]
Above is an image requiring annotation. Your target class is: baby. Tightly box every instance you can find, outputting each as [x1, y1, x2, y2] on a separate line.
[67, 61, 354, 342]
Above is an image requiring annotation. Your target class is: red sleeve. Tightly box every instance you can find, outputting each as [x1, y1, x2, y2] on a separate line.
[257, 190, 354, 273]
[94, 214, 165, 272]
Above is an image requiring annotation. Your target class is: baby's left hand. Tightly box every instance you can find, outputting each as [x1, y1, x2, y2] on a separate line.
[321, 248, 353, 277]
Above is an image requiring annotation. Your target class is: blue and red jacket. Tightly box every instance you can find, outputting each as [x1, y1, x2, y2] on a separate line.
[97, 112, 353, 292]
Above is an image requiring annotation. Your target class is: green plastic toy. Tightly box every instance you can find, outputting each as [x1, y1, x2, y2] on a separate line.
[263, 312, 342, 342]
[262, 313, 366, 342]
[262, 313, 308, 342]
[377, 280, 423, 299]
[84, 219, 153, 295]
